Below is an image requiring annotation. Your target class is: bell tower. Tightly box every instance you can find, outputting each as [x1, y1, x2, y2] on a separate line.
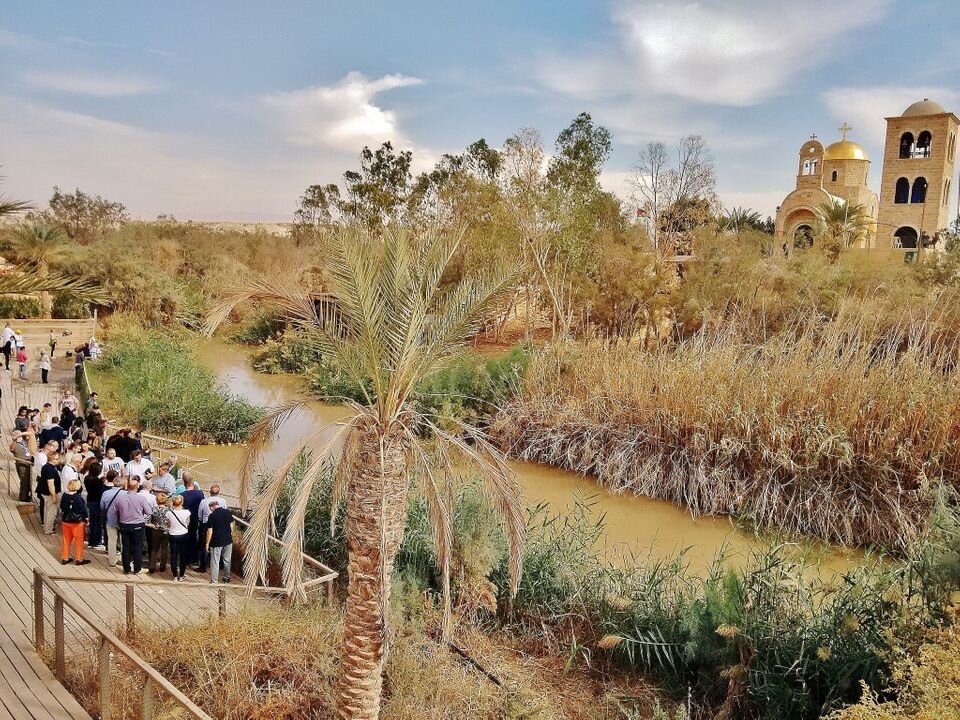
[877, 99, 959, 251]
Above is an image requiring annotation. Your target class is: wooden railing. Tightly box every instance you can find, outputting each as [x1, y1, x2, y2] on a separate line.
[33, 568, 216, 720]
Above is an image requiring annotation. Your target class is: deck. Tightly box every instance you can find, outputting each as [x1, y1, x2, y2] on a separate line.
[0, 369, 262, 719]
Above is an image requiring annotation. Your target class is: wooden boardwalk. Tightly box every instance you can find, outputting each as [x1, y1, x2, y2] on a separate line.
[0, 371, 262, 719]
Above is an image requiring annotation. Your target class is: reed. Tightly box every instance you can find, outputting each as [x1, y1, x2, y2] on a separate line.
[494, 314, 960, 550]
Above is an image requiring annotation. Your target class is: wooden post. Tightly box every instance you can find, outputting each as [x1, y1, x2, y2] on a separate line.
[218, 587, 227, 618]
[54, 595, 65, 679]
[33, 569, 44, 651]
[142, 676, 155, 719]
[98, 638, 112, 720]
[125, 584, 135, 634]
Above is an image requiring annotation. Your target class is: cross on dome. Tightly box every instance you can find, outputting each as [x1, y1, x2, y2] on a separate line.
[838, 122, 852, 141]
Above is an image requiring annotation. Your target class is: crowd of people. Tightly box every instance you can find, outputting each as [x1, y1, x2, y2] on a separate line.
[2, 323, 101, 384]
[9, 386, 236, 584]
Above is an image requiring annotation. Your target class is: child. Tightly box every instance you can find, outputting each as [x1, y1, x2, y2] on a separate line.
[16, 346, 28, 380]
[39, 350, 51, 384]
[48, 331, 57, 358]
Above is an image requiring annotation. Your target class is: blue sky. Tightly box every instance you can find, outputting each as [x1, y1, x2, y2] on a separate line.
[2, 1, 959, 221]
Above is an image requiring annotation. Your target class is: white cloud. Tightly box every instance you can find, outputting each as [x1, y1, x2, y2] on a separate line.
[24, 70, 161, 96]
[822, 86, 960, 146]
[537, 0, 891, 107]
[262, 71, 424, 151]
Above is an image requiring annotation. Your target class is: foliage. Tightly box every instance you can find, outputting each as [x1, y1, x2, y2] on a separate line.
[232, 310, 286, 345]
[90, 318, 263, 442]
[0, 297, 41, 318]
[496, 314, 960, 550]
[28, 185, 128, 242]
[815, 200, 870, 263]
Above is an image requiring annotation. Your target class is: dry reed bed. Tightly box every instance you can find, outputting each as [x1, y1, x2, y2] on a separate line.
[494, 319, 960, 550]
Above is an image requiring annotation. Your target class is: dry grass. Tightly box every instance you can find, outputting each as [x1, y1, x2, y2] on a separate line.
[826, 624, 960, 719]
[57, 601, 670, 719]
[494, 314, 960, 550]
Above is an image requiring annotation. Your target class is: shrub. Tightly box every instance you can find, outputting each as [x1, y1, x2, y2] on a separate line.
[90, 320, 263, 442]
[0, 297, 42, 318]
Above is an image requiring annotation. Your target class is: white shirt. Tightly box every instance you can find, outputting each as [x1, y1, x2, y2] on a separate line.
[61, 394, 78, 413]
[2, 327, 13, 345]
[125, 458, 154, 479]
[167, 508, 191, 536]
[33, 451, 48, 476]
[101, 457, 124, 477]
[13, 333, 24, 348]
[61, 464, 80, 487]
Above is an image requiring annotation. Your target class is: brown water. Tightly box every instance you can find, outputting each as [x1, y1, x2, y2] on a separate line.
[184, 339, 860, 575]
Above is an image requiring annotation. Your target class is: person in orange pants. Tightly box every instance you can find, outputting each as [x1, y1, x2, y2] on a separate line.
[59, 480, 90, 565]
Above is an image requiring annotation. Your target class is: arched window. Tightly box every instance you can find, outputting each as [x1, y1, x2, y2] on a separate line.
[899, 132, 914, 159]
[895, 177, 910, 204]
[793, 224, 814, 249]
[945, 179, 952, 207]
[894, 227, 918, 249]
[831, 170, 838, 182]
[949, 133, 957, 161]
[915, 131, 932, 158]
[911, 177, 927, 204]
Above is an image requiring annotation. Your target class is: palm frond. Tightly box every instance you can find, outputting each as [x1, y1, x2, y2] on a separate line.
[0, 196, 32, 218]
[0, 270, 110, 304]
[413, 445, 454, 639]
[426, 418, 526, 599]
[204, 278, 320, 337]
[237, 401, 305, 513]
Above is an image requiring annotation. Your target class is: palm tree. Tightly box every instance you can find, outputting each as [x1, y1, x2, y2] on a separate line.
[717, 206, 763, 239]
[814, 200, 868, 263]
[10, 222, 68, 318]
[207, 225, 525, 719]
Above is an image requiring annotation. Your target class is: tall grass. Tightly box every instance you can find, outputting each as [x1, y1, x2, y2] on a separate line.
[494, 315, 960, 550]
[91, 321, 263, 443]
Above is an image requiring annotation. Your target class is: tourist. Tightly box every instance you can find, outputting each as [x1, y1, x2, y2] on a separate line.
[2, 323, 14, 370]
[100, 471, 123, 566]
[125, 448, 154, 480]
[179, 473, 204, 565]
[106, 428, 134, 462]
[38, 349, 51, 384]
[85, 391, 98, 413]
[152, 461, 176, 495]
[14, 406, 30, 432]
[39, 402, 52, 427]
[9, 430, 33, 502]
[14, 329, 24, 351]
[113, 477, 153, 575]
[39, 416, 66, 453]
[147, 493, 170, 574]
[166, 495, 191, 581]
[168, 454, 183, 483]
[195, 483, 222, 572]
[59, 479, 90, 566]
[60, 389, 79, 429]
[15, 346, 27, 380]
[60, 453, 83, 495]
[33, 440, 55, 486]
[84, 459, 107, 548]
[37, 451, 62, 535]
[48, 330, 57, 358]
[205, 499, 234, 584]
[88, 427, 105, 457]
[100, 447, 124, 478]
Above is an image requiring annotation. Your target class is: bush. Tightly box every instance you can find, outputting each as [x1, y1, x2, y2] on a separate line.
[90, 320, 263, 442]
[0, 297, 42, 318]
[232, 310, 285, 345]
[51, 291, 91, 319]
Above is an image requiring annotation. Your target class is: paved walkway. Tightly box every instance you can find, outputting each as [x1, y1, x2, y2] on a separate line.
[0, 370, 260, 719]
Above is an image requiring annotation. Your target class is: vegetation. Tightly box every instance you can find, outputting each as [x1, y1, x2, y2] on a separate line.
[89, 318, 263, 443]
[496, 314, 960, 550]
[267, 458, 960, 720]
[207, 226, 526, 719]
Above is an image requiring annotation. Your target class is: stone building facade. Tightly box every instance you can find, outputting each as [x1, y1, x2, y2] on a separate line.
[775, 98, 959, 253]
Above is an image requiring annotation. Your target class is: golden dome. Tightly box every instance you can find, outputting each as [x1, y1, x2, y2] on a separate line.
[823, 140, 869, 161]
[903, 98, 945, 117]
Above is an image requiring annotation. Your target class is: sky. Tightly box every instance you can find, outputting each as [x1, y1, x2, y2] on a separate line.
[2, 0, 959, 222]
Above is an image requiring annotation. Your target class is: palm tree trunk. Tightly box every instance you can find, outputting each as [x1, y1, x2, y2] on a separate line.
[336, 421, 410, 720]
[39, 262, 53, 319]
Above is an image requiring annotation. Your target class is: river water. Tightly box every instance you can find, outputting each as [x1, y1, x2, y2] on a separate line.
[183, 339, 858, 575]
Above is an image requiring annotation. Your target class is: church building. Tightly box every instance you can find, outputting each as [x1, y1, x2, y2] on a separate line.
[775, 98, 959, 254]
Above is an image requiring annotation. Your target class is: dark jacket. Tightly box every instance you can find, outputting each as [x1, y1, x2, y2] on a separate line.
[59, 492, 88, 524]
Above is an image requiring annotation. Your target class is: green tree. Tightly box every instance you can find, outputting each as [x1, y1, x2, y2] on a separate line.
[342, 142, 413, 228]
[814, 200, 868, 264]
[292, 183, 342, 244]
[717, 207, 766, 239]
[10, 222, 68, 318]
[33, 186, 128, 242]
[207, 226, 525, 720]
